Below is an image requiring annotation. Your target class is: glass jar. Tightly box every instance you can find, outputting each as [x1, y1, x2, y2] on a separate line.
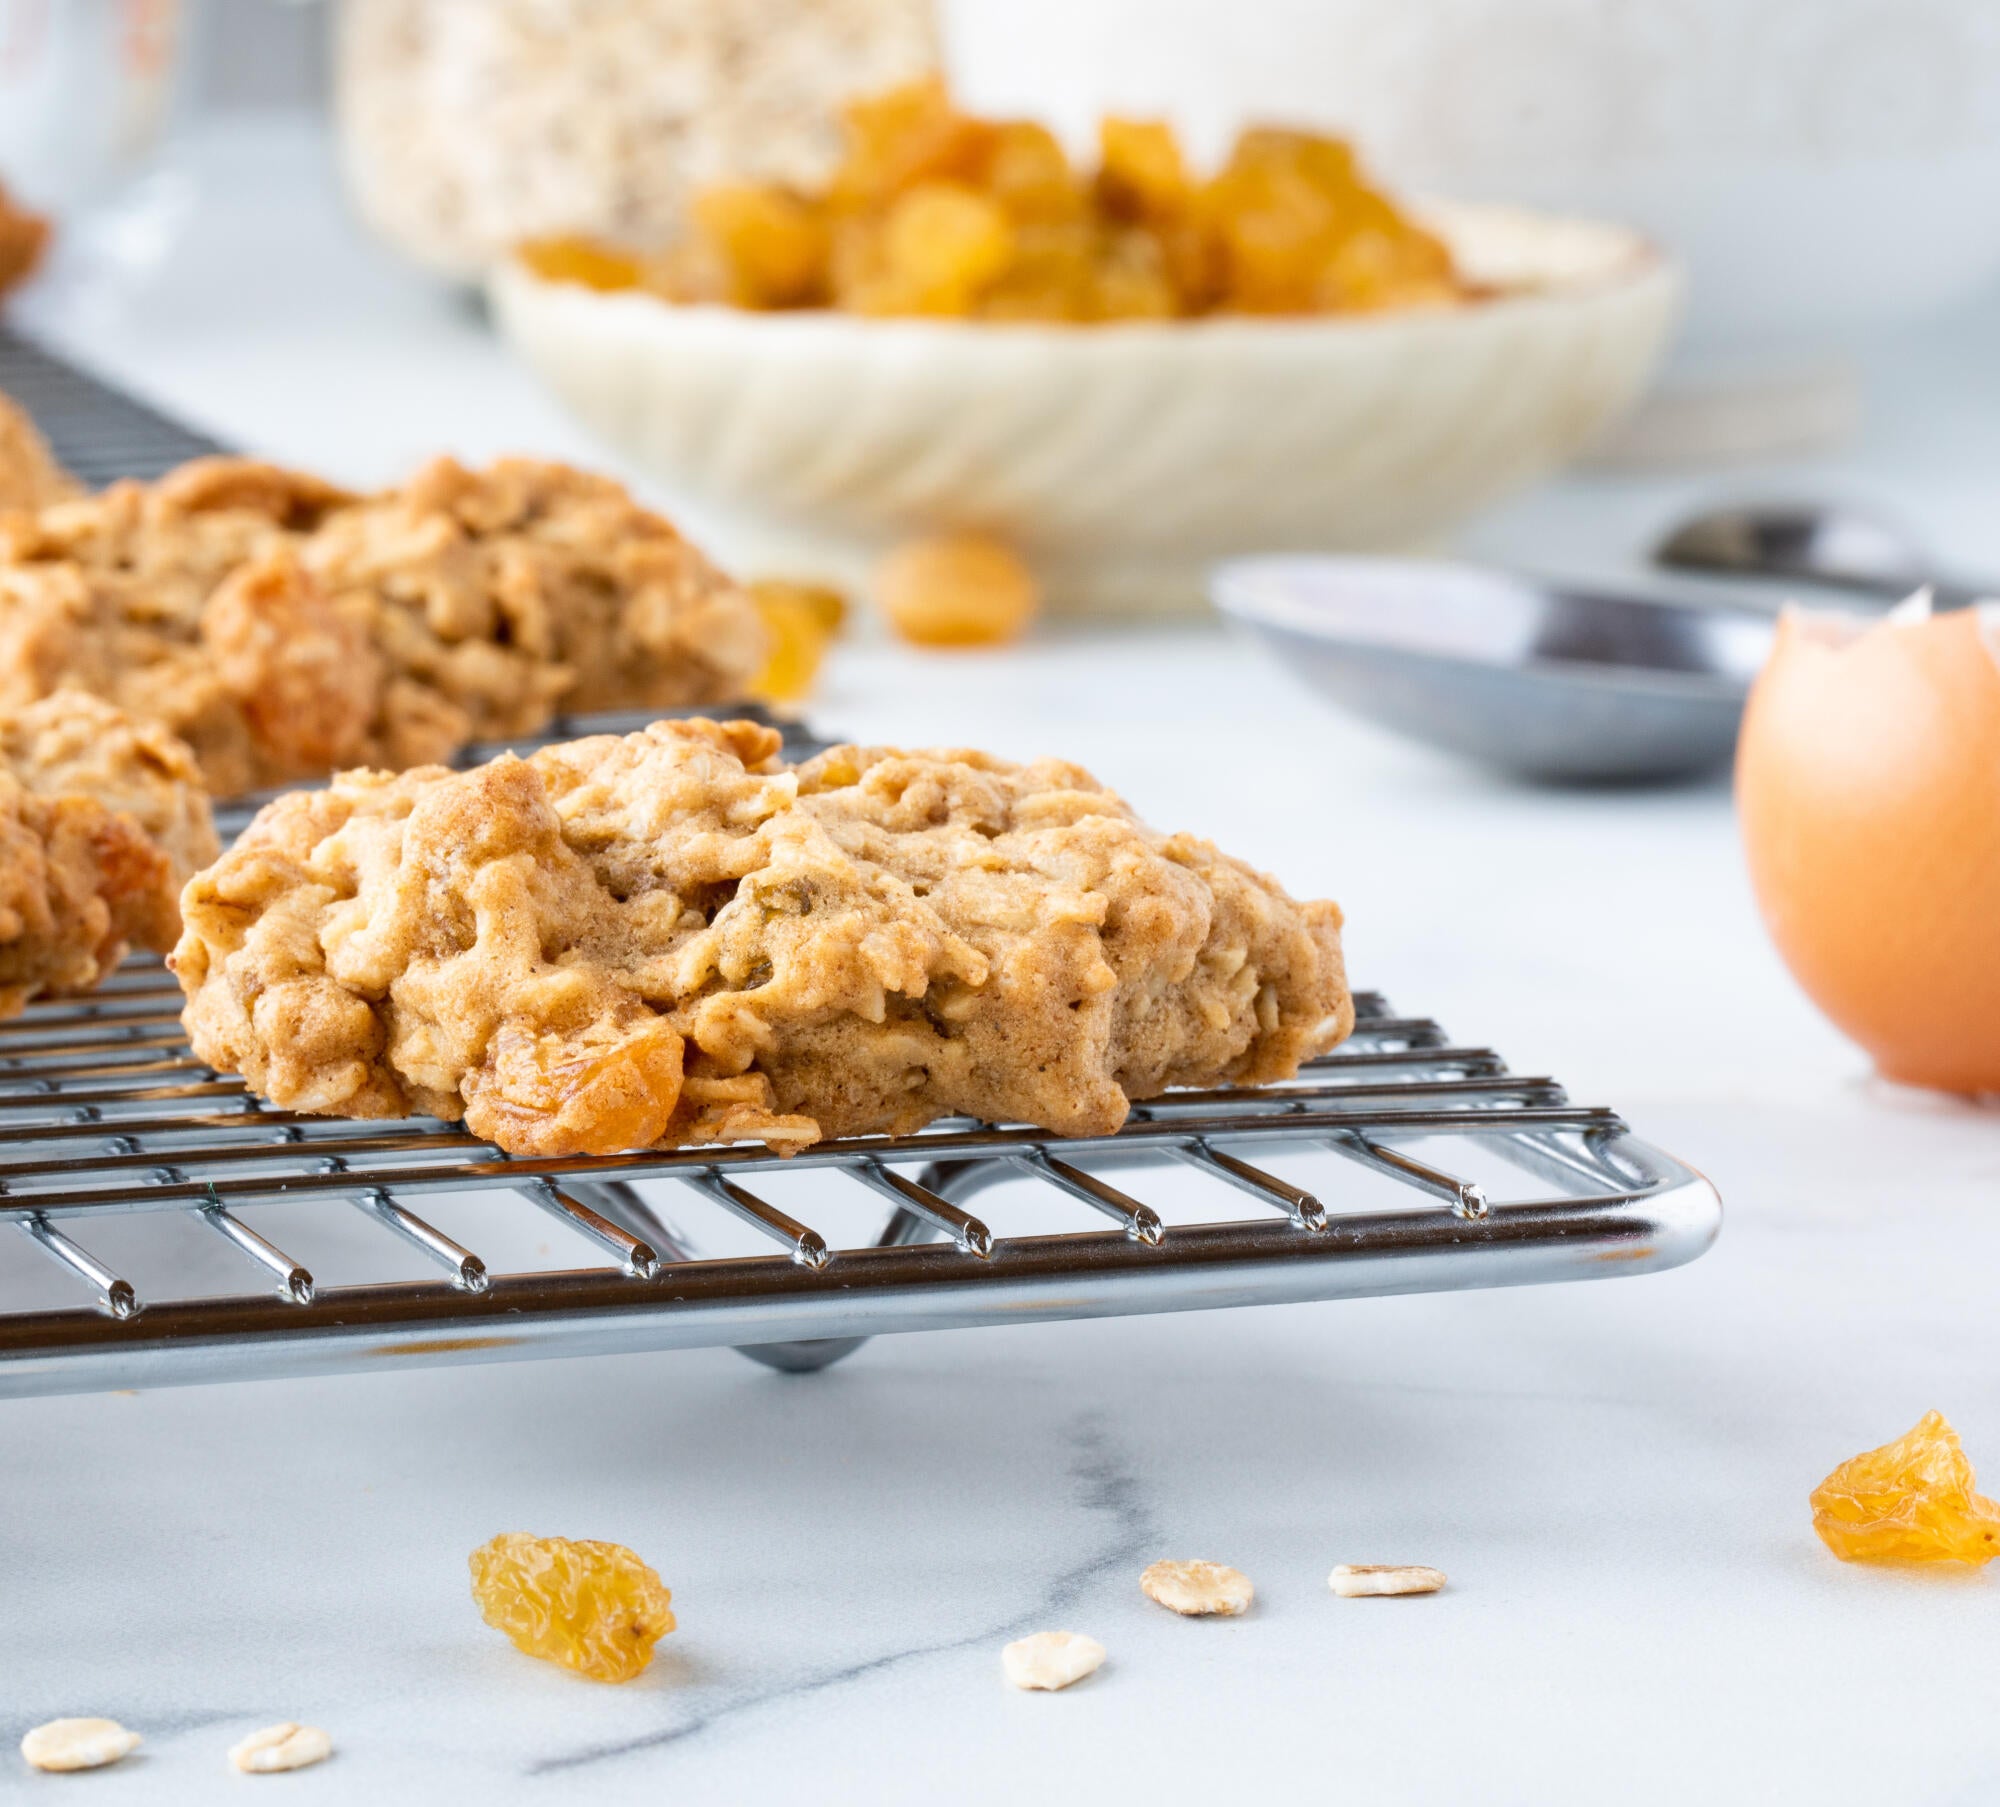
[334, 0, 938, 278]
[0, 0, 185, 212]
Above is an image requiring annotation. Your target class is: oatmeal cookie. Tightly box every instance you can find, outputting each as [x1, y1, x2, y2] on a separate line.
[174, 719, 1352, 1156]
[0, 459, 362, 796]
[0, 393, 77, 511]
[301, 454, 770, 732]
[0, 182, 49, 300]
[1, 691, 218, 1017]
[0, 455, 768, 795]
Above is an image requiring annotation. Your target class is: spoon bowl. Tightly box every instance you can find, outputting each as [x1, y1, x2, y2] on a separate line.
[1214, 555, 1775, 784]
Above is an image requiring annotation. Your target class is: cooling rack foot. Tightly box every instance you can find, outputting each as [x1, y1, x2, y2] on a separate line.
[734, 1336, 871, 1373]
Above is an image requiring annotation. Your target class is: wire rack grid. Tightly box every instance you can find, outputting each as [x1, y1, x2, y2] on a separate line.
[0, 327, 227, 487]
[0, 951, 1721, 1398]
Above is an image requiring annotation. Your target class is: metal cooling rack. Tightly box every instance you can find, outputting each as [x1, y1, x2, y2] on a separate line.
[0, 330, 1720, 1397]
[0, 326, 226, 486]
[0, 970, 1721, 1397]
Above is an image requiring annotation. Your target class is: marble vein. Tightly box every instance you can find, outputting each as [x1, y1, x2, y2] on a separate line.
[527, 1411, 1156, 1776]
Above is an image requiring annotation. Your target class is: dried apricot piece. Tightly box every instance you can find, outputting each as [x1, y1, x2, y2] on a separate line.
[470, 1533, 676, 1682]
[876, 534, 1039, 647]
[1810, 1410, 2000, 1565]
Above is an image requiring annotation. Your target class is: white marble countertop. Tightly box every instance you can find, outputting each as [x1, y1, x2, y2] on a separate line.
[6, 121, 2000, 1803]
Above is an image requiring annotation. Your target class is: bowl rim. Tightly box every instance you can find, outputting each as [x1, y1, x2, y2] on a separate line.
[492, 199, 1674, 348]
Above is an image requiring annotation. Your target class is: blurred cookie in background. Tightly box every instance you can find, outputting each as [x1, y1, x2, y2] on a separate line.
[0, 394, 78, 512]
[0, 181, 49, 301]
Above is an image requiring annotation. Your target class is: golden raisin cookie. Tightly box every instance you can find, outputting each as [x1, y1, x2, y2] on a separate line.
[0, 690, 219, 1018]
[174, 719, 1352, 1155]
[0, 393, 77, 512]
[0, 456, 768, 796]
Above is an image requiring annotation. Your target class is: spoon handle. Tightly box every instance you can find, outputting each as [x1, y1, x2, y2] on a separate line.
[1826, 574, 1991, 612]
[1662, 553, 1988, 612]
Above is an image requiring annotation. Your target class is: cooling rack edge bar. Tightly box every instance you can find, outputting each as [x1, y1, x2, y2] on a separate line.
[0, 1142, 1720, 1399]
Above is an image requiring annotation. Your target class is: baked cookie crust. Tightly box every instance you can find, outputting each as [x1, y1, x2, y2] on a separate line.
[0, 455, 768, 796]
[0, 393, 77, 512]
[174, 718, 1352, 1156]
[1, 690, 219, 1018]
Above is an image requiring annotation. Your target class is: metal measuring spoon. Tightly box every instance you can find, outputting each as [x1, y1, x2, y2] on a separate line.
[1214, 556, 1774, 784]
[1654, 502, 1991, 610]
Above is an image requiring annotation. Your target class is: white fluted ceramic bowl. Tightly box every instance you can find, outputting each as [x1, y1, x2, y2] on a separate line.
[490, 203, 1678, 617]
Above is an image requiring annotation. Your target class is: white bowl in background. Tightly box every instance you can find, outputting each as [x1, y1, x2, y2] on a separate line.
[490, 203, 1678, 618]
[941, 0, 2000, 460]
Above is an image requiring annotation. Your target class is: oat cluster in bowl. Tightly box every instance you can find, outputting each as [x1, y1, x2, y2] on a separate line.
[524, 78, 1466, 323]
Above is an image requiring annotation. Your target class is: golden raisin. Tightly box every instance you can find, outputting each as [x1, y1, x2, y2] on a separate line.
[1096, 118, 1191, 224]
[469, 1533, 676, 1682]
[517, 236, 644, 293]
[691, 185, 828, 308]
[982, 122, 1088, 226]
[877, 183, 1014, 314]
[1810, 1410, 2000, 1565]
[876, 534, 1039, 648]
[747, 579, 843, 702]
[776, 578, 847, 634]
[977, 223, 1099, 322]
[583, 80, 1462, 323]
[831, 77, 987, 209]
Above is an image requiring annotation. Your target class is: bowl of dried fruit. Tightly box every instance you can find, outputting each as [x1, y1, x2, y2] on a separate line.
[490, 81, 1679, 618]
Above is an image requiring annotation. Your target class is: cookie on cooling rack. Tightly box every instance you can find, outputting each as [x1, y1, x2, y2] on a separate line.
[173, 718, 1354, 1157]
[0, 454, 770, 797]
[0, 690, 219, 1018]
[0, 392, 77, 512]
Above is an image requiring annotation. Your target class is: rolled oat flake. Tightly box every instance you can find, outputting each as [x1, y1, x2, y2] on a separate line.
[20, 1717, 142, 1772]
[229, 1722, 335, 1773]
